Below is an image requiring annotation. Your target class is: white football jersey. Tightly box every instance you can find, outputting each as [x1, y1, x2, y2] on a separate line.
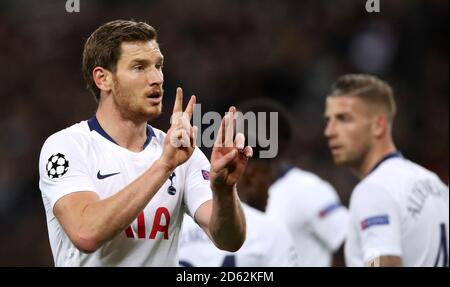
[178, 203, 298, 267]
[345, 152, 449, 267]
[266, 167, 349, 267]
[39, 117, 212, 266]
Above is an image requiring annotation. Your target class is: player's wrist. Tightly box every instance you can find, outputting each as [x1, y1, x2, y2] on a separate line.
[155, 158, 176, 174]
[211, 182, 236, 195]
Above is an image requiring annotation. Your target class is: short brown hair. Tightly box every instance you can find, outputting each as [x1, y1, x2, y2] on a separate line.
[82, 20, 157, 101]
[327, 74, 397, 124]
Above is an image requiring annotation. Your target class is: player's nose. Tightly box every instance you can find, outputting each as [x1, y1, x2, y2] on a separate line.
[147, 66, 163, 86]
[324, 120, 336, 139]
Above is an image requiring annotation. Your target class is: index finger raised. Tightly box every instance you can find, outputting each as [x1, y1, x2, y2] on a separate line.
[172, 87, 183, 114]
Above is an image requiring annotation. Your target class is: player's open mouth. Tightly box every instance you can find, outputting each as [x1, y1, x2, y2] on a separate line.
[147, 92, 162, 104]
[329, 145, 342, 154]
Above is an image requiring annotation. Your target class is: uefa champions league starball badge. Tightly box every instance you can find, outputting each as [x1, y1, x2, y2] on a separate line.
[46, 153, 69, 179]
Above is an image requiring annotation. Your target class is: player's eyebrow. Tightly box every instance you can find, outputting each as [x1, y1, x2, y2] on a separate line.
[129, 56, 164, 66]
[129, 58, 149, 65]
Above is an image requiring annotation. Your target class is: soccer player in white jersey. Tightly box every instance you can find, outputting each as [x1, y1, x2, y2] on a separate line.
[268, 168, 349, 267]
[239, 99, 349, 267]
[324, 74, 449, 267]
[38, 20, 253, 266]
[178, 158, 298, 267]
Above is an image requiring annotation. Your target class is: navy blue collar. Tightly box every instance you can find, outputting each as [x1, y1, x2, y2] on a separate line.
[87, 116, 155, 150]
[276, 165, 295, 181]
[369, 151, 403, 174]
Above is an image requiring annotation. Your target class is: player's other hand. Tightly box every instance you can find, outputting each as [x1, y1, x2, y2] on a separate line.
[160, 87, 197, 170]
[210, 106, 253, 193]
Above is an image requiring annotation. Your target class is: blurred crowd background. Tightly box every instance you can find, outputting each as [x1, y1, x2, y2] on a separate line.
[0, 0, 448, 266]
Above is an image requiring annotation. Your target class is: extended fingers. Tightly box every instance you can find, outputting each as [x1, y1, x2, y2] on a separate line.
[224, 112, 234, 147]
[173, 88, 196, 119]
[234, 133, 245, 150]
[172, 87, 183, 114]
[214, 107, 242, 148]
[214, 114, 225, 147]
[171, 88, 197, 148]
[184, 95, 196, 121]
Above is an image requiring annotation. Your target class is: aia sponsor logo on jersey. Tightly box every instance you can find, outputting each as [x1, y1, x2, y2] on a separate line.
[125, 207, 171, 240]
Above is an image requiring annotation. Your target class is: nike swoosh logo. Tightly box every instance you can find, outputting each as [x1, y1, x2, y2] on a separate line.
[97, 171, 120, 179]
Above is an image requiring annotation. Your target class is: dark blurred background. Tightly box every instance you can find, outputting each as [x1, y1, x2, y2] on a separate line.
[0, 0, 448, 266]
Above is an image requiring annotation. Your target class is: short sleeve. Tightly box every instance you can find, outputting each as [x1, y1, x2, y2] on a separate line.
[183, 147, 213, 218]
[310, 199, 349, 251]
[39, 131, 96, 210]
[309, 184, 350, 252]
[350, 182, 402, 264]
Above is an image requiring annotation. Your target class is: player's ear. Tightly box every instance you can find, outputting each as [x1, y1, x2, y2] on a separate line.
[372, 114, 387, 138]
[92, 67, 114, 95]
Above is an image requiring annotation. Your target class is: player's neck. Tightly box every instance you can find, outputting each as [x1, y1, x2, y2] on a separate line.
[354, 139, 397, 179]
[95, 105, 148, 152]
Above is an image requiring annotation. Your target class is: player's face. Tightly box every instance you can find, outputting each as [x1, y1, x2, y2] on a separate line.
[112, 40, 164, 121]
[324, 96, 374, 167]
[237, 161, 275, 211]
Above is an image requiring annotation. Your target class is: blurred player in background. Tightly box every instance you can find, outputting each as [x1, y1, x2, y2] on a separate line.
[240, 99, 349, 267]
[38, 20, 253, 266]
[178, 155, 298, 267]
[324, 74, 449, 267]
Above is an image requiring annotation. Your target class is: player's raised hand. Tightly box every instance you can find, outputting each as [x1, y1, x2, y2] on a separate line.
[160, 87, 198, 170]
[210, 107, 253, 192]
